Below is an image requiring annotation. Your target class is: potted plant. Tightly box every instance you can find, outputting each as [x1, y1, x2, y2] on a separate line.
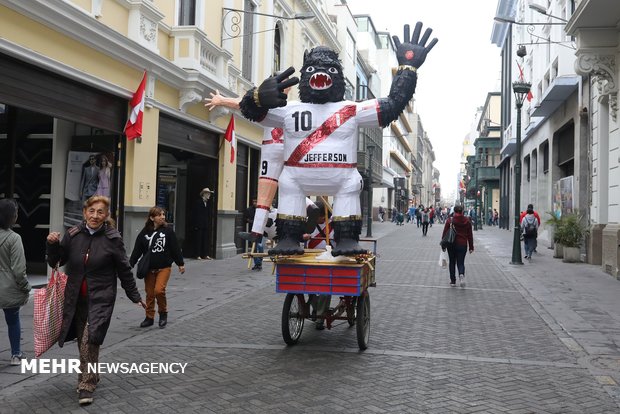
[546, 212, 564, 258]
[557, 212, 588, 263]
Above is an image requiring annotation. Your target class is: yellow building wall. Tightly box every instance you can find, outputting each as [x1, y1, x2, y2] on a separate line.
[96, 1, 129, 37]
[70, 0, 91, 14]
[124, 108, 160, 207]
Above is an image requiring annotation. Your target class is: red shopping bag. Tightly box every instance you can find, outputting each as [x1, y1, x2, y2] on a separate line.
[33, 269, 68, 357]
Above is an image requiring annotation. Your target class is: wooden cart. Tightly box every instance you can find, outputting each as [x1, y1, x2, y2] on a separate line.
[273, 239, 376, 350]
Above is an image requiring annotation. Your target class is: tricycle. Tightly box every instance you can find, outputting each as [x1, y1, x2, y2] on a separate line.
[273, 240, 376, 350]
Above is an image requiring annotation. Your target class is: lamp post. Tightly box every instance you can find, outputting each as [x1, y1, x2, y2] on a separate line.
[473, 158, 480, 230]
[510, 80, 531, 265]
[366, 144, 375, 237]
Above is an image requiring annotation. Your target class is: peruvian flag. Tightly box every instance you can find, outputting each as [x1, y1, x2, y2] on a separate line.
[516, 62, 534, 102]
[224, 114, 236, 163]
[124, 72, 146, 140]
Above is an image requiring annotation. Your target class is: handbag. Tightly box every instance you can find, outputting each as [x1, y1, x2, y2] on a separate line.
[136, 233, 155, 279]
[33, 268, 68, 357]
[440, 220, 457, 249]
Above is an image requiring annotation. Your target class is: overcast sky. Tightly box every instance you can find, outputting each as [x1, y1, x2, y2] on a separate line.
[347, 0, 501, 201]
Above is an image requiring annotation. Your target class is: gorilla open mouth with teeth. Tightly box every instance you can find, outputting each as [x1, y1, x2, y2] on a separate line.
[299, 46, 345, 104]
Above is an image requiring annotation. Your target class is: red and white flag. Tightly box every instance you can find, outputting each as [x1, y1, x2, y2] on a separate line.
[224, 114, 236, 163]
[516, 62, 534, 102]
[124, 72, 147, 141]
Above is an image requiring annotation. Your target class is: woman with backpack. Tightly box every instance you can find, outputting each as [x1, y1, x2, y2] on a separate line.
[521, 206, 539, 260]
[441, 205, 474, 287]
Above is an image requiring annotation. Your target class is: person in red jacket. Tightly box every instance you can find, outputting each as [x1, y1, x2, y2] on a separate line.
[441, 205, 474, 287]
[519, 203, 541, 225]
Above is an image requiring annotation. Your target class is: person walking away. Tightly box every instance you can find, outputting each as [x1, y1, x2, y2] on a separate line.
[416, 206, 422, 227]
[0, 199, 31, 366]
[378, 206, 385, 222]
[421, 208, 430, 236]
[493, 209, 499, 226]
[191, 188, 214, 259]
[441, 205, 474, 287]
[46, 195, 145, 406]
[244, 199, 263, 270]
[521, 207, 539, 260]
[130, 207, 185, 328]
[429, 207, 434, 227]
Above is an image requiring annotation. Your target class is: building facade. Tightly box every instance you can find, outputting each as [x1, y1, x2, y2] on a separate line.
[0, 0, 438, 275]
[566, 0, 620, 276]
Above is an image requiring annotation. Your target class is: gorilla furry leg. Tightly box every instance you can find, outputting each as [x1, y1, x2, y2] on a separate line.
[332, 218, 366, 256]
[268, 216, 305, 255]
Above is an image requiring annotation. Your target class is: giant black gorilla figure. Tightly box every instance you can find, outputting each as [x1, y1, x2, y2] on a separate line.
[240, 22, 438, 256]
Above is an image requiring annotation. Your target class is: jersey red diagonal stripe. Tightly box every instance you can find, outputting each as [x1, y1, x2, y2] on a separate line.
[287, 105, 357, 165]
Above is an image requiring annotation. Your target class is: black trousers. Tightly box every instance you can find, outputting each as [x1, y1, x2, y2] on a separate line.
[194, 228, 210, 257]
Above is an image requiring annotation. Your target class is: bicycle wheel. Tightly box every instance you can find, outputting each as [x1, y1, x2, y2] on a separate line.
[356, 291, 370, 350]
[282, 293, 305, 345]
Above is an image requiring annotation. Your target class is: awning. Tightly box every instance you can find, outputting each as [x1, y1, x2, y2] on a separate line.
[531, 76, 580, 118]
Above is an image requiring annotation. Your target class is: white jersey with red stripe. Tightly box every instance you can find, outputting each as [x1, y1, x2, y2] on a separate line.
[259, 127, 284, 180]
[307, 221, 333, 250]
[260, 100, 380, 168]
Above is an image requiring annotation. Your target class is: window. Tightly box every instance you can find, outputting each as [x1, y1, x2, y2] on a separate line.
[242, 0, 255, 80]
[524, 155, 531, 182]
[346, 30, 356, 61]
[531, 149, 537, 179]
[542, 140, 549, 173]
[178, 0, 196, 26]
[273, 23, 281, 73]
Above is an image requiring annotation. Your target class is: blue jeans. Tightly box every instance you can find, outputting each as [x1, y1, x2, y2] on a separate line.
[253, 237, 264, 267]
[523, 236, 537, 258]
[447, 244, 468, 283]
[3, 307, 21, 356]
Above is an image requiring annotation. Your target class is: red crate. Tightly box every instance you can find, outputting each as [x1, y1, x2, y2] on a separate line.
[276, 263, 364, 296]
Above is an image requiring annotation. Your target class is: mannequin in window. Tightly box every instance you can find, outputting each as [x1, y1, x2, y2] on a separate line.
[95, 155, 111, 198]
[80, 155, 99, 203]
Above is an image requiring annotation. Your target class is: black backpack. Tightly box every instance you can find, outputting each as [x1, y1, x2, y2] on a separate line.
[523, 218, 537, 237]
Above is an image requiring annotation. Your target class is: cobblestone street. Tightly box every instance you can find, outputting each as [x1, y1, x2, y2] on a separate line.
[1, 222, 620, 413]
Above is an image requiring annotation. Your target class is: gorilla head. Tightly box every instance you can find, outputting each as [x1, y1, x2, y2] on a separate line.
[298, 46, 345, 104]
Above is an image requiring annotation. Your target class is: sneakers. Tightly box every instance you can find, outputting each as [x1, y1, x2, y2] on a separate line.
[10, 353, 23, 366]
[251, 264, 262, 271]
[459, 274, 466, 288]
[315, 321, 325, 330]
[78, 390, 94, 405]
[450, 282, 456, 287]
[159, 312, 167, 328]
[139, 317, 154, 328]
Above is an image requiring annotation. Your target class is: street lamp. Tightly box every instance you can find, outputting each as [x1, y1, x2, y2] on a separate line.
[473, 158, 480, 231]
[510, 80, 532, 265]
[366, 144, 375, 237]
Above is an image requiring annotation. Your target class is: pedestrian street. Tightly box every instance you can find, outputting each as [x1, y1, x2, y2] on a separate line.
[1, 222, 619, 413]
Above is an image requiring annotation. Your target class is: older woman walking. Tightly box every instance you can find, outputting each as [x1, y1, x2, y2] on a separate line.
[0, 199, 31, 366]
[130, 206, 185, 329]
[46, 196, 145, 406]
